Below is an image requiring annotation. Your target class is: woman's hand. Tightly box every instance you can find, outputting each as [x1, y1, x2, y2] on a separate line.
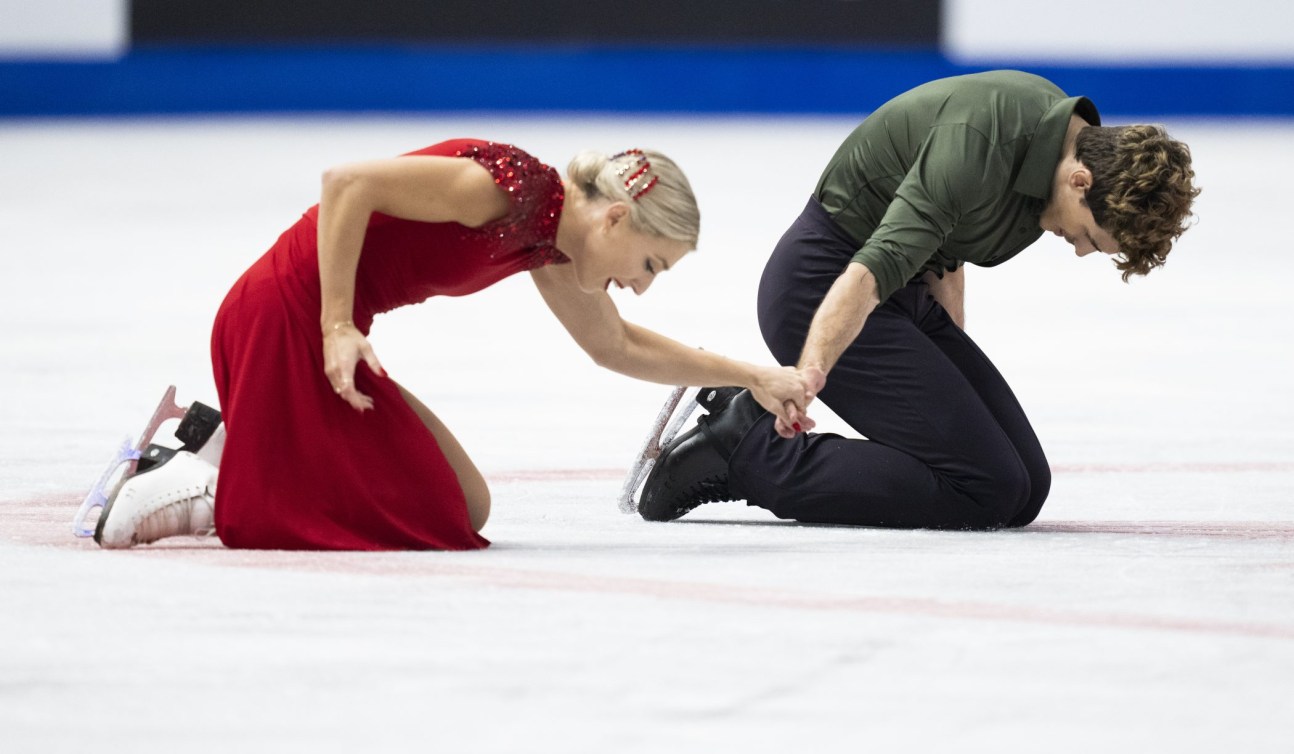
[322, 322, 385, 412]
[315, 157, 508, 414]
[749, 365, 826, 438]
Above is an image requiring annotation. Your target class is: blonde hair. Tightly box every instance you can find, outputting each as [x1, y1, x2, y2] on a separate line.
[566, 149, 700, 248]
[1077, 125, 1200, 280]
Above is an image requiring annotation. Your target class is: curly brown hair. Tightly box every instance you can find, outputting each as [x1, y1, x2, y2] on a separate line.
[1076, 125, 1201, 280]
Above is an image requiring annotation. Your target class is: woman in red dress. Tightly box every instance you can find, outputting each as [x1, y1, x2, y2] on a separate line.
[95, 139, 818, 551]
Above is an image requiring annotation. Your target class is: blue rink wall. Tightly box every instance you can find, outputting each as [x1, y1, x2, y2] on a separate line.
[3, 47, 1293, 117]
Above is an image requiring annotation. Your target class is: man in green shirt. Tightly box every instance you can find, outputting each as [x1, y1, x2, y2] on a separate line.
[639, 70, 1199, 528]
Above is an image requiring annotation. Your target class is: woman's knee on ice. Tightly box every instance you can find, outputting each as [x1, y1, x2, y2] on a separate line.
[461, 476, 491, 532]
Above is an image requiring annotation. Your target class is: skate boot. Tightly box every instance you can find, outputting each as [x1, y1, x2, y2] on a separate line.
[95, 450, 218, 549]
[74, 386, 224, 539]
[638, 387, 765, 522]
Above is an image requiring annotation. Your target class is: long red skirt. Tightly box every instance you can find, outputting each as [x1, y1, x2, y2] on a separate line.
[209, 220, 489, 551]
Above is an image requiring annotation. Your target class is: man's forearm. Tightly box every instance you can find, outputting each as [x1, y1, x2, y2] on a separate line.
[798, 262, 881, 374]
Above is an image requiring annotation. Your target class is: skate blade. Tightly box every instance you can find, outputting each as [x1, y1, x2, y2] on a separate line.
[73, 386, 188, 538]
[617, 386, 699, 514]
[73, 440, 141, 538]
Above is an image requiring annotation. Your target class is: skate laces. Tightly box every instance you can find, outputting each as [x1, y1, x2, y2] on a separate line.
[688, 476, 732, 504]
[133, 487, 216, 544]
[672, 473, 734, 515]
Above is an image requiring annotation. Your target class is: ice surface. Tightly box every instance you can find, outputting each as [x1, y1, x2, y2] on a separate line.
[1, 114, 1291, 752]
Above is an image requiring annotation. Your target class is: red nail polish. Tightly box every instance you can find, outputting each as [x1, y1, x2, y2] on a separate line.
[793, 423, 802, 432]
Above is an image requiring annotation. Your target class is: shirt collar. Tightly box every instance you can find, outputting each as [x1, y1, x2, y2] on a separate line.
[1013, 95, 1101, 199]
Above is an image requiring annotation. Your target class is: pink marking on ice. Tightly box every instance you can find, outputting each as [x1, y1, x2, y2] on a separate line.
[8, 473, 1294, 641]
[1025, 520, 1294, 540]
[1051, 461, 1294, 474]
[101, 544, 1294, 642]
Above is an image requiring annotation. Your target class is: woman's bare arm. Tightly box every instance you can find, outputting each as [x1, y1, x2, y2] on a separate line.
[530, 262, 819, 430]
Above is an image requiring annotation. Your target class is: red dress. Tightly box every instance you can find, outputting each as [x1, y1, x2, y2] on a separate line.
[210, 140, 567, 550]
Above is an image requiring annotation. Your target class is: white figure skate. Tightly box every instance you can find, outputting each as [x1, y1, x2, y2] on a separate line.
[96, 451, 218, 549]
[73, 385, 224, 543]
[617, 386, 699, 513]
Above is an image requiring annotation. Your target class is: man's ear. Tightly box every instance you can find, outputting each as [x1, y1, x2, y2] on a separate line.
[1070, 165, 1094, 192]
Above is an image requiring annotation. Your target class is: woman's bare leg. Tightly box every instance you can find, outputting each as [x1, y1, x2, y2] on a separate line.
[396, 383, 491, 532]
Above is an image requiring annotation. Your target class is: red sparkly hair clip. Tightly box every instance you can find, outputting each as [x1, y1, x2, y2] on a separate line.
[612, 149, 659, 201]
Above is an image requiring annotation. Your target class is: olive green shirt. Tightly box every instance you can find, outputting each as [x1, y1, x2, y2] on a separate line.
[815, 70, 1100, 302]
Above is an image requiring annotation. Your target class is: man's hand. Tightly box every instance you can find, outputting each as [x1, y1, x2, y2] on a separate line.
[771, 365, 826, 438]
[747, 366, 818, 433]
[775, 262, 879, 438]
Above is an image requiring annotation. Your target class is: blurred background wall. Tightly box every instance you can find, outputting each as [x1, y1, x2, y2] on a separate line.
[1, 0, 1292, 115]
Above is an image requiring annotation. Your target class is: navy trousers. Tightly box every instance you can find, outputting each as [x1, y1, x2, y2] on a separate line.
[733, 198, 1050, 529]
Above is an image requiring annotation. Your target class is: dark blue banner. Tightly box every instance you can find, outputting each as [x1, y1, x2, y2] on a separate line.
[4, 47, 1291, 117]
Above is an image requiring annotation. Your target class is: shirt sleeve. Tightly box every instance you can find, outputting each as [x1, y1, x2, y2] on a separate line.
[850, 125, 1009, 302]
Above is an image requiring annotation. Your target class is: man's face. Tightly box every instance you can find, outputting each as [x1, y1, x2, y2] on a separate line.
[1039, 160, 1121, 258]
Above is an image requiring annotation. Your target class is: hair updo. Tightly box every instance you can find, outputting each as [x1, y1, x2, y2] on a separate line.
[566, 149, 700, 248]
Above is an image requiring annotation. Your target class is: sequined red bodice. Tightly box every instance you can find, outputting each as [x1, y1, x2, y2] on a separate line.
[299, 139, 568, 328]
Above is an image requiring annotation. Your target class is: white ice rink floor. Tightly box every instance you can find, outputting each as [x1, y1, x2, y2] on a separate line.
[2, 113, 1292, 752]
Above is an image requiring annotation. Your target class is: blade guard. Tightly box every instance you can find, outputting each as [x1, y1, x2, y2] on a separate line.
[72, 440, 141, 538]
[72, 386, 188, 538]
[617, 386, 699, 514]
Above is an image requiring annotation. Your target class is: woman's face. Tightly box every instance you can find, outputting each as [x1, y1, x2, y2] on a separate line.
[574, 203, 691, 295]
